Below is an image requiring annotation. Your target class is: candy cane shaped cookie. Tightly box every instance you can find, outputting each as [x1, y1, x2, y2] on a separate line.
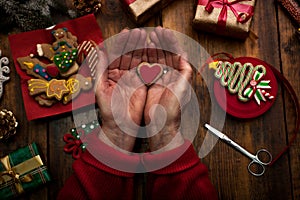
[237, 62, 255, 102]
[215, 61, 232, 87]
[77, 40, 99, 79]
[227, 62, 244, 94]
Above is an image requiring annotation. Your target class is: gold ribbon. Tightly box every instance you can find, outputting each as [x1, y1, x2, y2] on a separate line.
[0, 155, 43, 194]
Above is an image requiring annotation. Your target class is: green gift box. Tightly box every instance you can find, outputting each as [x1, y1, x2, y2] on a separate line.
[0, 143, 51, 200]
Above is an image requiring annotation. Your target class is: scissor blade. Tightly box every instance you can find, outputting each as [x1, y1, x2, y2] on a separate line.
[204, 124, 225, 138]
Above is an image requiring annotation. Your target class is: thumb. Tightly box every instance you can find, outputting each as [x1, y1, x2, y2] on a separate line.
[94, 47, 109, 97]
[178, 56, 192, 84]
[171, 57, 193, 106]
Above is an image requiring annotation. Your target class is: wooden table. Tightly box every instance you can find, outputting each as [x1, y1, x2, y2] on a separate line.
[0, 0, 299, 199]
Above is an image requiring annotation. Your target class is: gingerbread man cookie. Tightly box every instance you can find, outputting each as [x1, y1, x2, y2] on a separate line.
[33, 28, 79, 77]
[16, 27, 97, 107]
[37, 28, 78, 60]
[52, 28, 78, 53]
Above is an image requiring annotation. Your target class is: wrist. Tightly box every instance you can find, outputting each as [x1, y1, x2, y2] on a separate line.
[147, 124, 184, 153]
[99, 124, 136, 153]
[152, 132, 185, 153]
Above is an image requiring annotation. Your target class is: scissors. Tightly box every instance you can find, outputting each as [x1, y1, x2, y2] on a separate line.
[204, 124, 272, 176]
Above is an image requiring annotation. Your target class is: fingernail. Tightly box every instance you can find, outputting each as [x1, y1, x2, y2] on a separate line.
[149, 42, 155, 48]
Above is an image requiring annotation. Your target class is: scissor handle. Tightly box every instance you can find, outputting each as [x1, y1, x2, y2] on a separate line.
[255, 149, 272, 165]
[247, 149, 272, 176]
[248, 161, 265, 176]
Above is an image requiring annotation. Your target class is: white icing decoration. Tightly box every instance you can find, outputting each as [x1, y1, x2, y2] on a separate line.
[37, 44, 44, 56]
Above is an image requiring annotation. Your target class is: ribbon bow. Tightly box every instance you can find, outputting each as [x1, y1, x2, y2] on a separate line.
[203, 0, 254, 31]
[63, 128, 86, 159]
[63, 121, 100, 159]
[0, 155, 42, 194]
[243, 71, 274, 105]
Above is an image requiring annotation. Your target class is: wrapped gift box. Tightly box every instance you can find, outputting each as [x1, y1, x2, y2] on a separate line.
[0, 143, 51, 200]
[121, 0, 176, 24]
[193, 0, 256, 39]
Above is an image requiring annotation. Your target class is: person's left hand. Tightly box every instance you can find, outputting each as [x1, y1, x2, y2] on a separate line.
[144, 27, 193, 152]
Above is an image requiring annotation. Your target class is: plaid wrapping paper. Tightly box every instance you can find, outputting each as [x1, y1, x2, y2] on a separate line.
[193, 0, 256, 39]
[0, 143, 51, 200]
[121, 0, 176, 24]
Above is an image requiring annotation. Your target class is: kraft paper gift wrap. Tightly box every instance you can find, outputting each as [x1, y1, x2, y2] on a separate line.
[122, 0, 177, 24]
[193, 0, 256, 39]
[0, 143, 51, 200]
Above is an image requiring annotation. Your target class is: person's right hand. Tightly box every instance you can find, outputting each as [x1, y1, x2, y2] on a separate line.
[95, 28, 147, 152]
[144, 27, 193, 152]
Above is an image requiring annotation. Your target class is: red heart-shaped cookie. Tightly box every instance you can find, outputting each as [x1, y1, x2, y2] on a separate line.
[137, 62, 163, 86]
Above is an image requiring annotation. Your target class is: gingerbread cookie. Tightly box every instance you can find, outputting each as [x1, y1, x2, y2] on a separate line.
[35, 94, 58, 107]
[63, 74, 93, 104]
[77, 40, 99, 78]
[17, 27, 96, 107]
[28, 74, 93, 105]
[37, 28, 78, 61]
[33, 28, 79, 77]
[58, 62, 79, 78]
[17, 56, 79, 79]
[36, 43, 54, 60]
[52, 28, 78, 53]
[54, 49, 78, 73]
[17, 56, 48, 80]
[28, 78, 70, 100]
[136, 62, 166, 86]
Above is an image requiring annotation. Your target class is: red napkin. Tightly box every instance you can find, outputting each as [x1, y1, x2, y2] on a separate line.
[9, 14, 103, 120]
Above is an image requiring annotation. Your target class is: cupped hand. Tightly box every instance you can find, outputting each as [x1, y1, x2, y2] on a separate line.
[95, 28, 147, 152]
[144, 27, 193, 152]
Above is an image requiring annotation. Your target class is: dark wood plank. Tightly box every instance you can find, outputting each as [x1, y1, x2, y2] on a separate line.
[277, 2, 300, 200]
[0, 33, 48, 199]
[48, 115, 74, 200]
[0, 0, 299, 199]
[161, 0, 293, 199]
[47, 0, 143, 198]
[97, 0, 136, 38]
[205, 1, 292, 199]
[98, 2, 163, 200]
[45, 1, 130, 198]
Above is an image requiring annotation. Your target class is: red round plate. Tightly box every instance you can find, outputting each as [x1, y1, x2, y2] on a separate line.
[213, 57, 278, 119]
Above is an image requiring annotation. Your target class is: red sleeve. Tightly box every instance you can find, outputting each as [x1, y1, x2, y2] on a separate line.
[143, 140, 218, 200]
[58, 130, 218, 200]
[57, 131, 140, 200]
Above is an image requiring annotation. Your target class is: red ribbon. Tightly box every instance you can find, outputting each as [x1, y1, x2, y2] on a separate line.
[124, 0, 136, 5]
[198, 0, 254, 31]
[63, 129, 86, 159]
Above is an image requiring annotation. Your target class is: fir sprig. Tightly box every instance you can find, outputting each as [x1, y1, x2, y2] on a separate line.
[0, 0, 74, 32]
